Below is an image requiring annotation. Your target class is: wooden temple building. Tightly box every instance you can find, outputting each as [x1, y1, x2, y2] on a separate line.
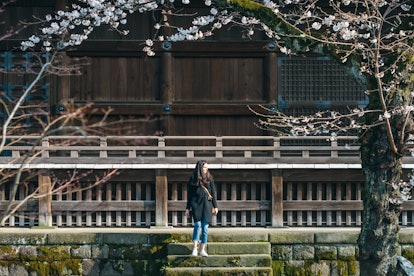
[1, 0, 414, 228]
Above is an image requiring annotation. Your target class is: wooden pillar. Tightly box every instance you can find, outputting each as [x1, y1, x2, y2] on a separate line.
[271, 169, 284, 227]
[266, 52, 278, 104]
[160, 52, 174, 135]
[154, 169, 170, 228]
[38, 175, 52, 228]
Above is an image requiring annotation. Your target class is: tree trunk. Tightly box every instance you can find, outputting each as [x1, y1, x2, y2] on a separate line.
[358, 123, 403, 275]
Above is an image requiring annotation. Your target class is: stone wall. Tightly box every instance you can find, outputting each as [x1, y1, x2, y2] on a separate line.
[270, 230, 360, 275]
[0, 230, 177, 276]
[0, 228, 413, 275]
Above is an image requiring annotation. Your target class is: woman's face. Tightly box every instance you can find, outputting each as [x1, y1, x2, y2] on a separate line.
[202, 163, 208, 174]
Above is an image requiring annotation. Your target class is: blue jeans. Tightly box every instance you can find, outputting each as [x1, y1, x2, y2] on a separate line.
[192, 217, 209, 244]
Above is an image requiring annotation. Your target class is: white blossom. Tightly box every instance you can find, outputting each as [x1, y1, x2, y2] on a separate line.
[322, 15, 335, 26]
[312, 22, 321, 30]
[192, 15, 214, 26]
[401, 4, 411, 11]
[145, 39, 153, 46]
[210, 8, 218, 15]
[213, 22, 222, 29]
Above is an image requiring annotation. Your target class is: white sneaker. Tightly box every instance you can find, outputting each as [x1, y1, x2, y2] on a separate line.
[191, 248, 198, 256]
[199, 250, 208, 257]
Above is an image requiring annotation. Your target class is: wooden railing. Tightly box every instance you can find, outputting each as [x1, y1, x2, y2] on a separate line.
[1, 135, 363, 167]
[1, 135, 414, 228]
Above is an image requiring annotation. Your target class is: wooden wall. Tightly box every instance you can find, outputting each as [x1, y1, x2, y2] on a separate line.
[64, 40, 274, 137]
[1, 1, 365, 138]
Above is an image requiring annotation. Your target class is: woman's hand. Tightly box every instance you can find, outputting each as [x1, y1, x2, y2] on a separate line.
[185, 209, 190, 218]
[213, 208, 219, 215]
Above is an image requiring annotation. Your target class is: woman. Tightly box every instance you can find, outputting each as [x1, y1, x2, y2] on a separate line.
[185, 160, 219, 257]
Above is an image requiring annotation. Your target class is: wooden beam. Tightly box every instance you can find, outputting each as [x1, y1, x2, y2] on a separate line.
[155, 169, 169, 227]
[65, 41, 272, 56]
[284, 200, 363, 211]
[51, 201, 155, 212]
[38, 175, 52, 227]
[161, 52, 174, 134]
[72, 103, 258, 115]
[271, 169, 283, 227]
[266, 52, 278, 103]
[168, 200, 271, 211]
[282, 169, 364, 182]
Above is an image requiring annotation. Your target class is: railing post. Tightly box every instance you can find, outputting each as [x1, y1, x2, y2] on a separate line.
[100, 137, 107, 158]
[271, 169, 284, 227]
[158, 137, 165, 158]
[273, 137, 280, 158]
[331, 139, 338, 157]
[42, 137, 49, 157]
[153, 169, 170, 228]
[37, 174, 53, 228]
[215, 136, 223, 158]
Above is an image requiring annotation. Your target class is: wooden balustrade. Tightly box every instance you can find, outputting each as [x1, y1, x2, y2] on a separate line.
[1, 135, 363, 166]
[1, 136, 414, 228]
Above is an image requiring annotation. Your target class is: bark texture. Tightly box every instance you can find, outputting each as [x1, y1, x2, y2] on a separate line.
[359, 122, 403, 276]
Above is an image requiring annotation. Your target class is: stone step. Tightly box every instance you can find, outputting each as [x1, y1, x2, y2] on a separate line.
[167, 254, 272, 267]
[208, 231, 269, 242]
[164, 266, 273, 276]
[168, 242, 271, 255]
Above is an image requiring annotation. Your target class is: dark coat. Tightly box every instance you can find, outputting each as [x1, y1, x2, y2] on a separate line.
[186, 176, 218, 223]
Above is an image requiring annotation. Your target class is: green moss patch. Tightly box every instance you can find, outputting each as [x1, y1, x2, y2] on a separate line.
[37, 246, 71, 261]
[26, 260, 82, 276]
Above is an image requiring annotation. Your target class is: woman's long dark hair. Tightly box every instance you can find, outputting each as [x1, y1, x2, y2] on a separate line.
[191, 160, 212, 186]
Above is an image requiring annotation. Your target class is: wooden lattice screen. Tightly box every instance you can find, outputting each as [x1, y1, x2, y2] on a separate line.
[2, 179, 414, 227]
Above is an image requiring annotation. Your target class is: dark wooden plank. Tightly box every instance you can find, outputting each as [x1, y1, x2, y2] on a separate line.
[65, 41, 272, 56]
[155, 169, 168, 226]
[272, 169, 283, 227]
[282, 169, 364, 181]
[401, 201, 414, 209]
[51, 200, 155, 212]
[266, 52, 278, 103]
[0, 201, 38, 212]
[38, 175, 52, 227]
[112, 58, 128, 100]
[168, 200, 271, 211]
[284, 200, 363, 211]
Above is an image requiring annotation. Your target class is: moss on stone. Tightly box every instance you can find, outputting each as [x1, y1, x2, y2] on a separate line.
[272, 260, 284, 275]
[402, 246, 414, 263]
[120, 245, 140, 259]
[272, 245, 283, 259]
[316, 251, 336, 261]
[228, 256, 241, 267]
[171, 256, 208, 268]
[339, 254, 356, 262]
[270, 233, 314, 244]
[0, 234, 47, 245]
[348, 261, 358, 276]
[156, 233, 188, 244]
[37, 246, 71, 261]
[336, 261, 348, 275]
[27, 260, 82, 276]
[285, 261, 306, 276]
[0, 245, 18, 260]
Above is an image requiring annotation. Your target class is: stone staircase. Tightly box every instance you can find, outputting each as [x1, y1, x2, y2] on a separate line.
[164, 232, 273, 275]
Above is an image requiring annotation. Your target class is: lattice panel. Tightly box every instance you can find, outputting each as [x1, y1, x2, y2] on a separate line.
[278, 57, 367, 110]
[168, 182, 272, 227]
[52, 182, 155, 227]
